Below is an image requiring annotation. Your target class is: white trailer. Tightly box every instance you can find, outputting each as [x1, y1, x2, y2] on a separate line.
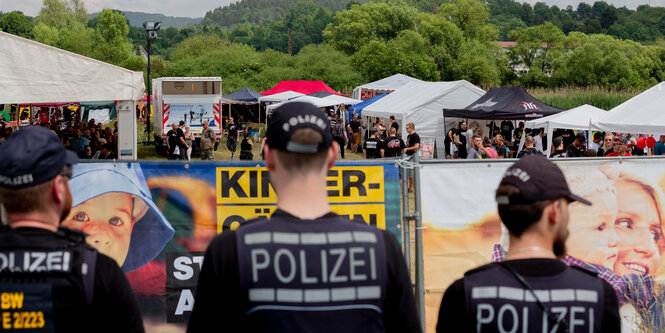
[153, 77, 223, 138]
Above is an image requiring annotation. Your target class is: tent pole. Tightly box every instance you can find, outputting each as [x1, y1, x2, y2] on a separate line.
[258, 103, 261, 140]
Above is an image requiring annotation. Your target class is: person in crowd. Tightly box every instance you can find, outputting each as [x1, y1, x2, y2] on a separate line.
[466, 134, 489, 159]
[566, 132, 586, 157]
[584, 149, 598, 157]
[347, 114, 362, 153]
[654, 135, 665, 155]
[239, 131, 254, 160]
[331, 116, 348, 159]
[629, 137, 645, 156]
[80, 144, 93, 159]
[606, 136, 631, 157]
[389, 115, 399, 133]
[227, 117, 240, 159]
[0, 126, 145, 332]
[187, 101, 420, 333]
[465, 122, 478, 153]
[445, 122, 461, 159]
[492, 134, 508, 158]
[500, 120, 514, 143]
[516, 135, 543, 158]
[405, 122, 420, 191]
[598, 133, 614, 156]
[437, 156, 620, 333]
[589, 132, 603, 151]
[554, 128, 576, 148]
[383, 127, 406, 158]
[200, 122, 216, 160]
[177, 121, 188, 160]
[482, 137, 498, 158]
[363, 127, 383, 159]
[100, 143, 115, 159]
[184, 125, 195, 160]
[512, 121, 525, 142]
[456, 121, 468, 159]
[70, 128, 89, 155]
[166, 123, 180, 160]
[533, 128, 544, 152]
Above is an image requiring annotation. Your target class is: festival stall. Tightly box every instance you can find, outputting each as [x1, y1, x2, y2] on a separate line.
[363, 80, 485, 157]
[522, 104, 607, 155]
[80, 102, 117, 124]
[352, 73, 423, 100]
[591, 81, 665, 135]
[0, 31, 145, 159]
[222, 87, 263, 123]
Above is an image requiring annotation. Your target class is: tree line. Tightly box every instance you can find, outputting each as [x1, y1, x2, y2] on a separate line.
[1, 0, 665, 94]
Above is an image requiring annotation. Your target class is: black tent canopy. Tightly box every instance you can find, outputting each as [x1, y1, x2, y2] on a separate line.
[307, 90, 335, 98]
[223, 87, 262, 104]
[442, 86, 563, 120]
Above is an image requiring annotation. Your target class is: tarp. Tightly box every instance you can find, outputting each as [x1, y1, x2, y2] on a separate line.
[591, 82, 665, 135]
[0, 31, 144, 104]
[308, 90, 335, 98]
[258, 91, 304, 103]
[260, 80, 343, 96]
[319, 95, 362, 106]
[80, 102, 117, 124]
[348, 93, 387, 122]
[363, 80, 485, 157]
[442, 86, 563, 120]
[266, 96, 329, 112]
[352, 73, 423, 100]
[222, 87, 262, 104]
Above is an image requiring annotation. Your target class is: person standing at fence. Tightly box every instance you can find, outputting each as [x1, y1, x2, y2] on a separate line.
[187, 101, 420, 333]
[239, 131, 254, 160]
[184, 125, 195, 160]
[384, 127, 406, 158]
[405, 122, 420, 192]
[200, 122, 216, 160]
[332, 116, 348, 159]
[166, 123, 180, 160]
[0, 126, 145, 333]
[466, 134, 489, 159]
[436, 156, 620, 333]
[364, 127, 383, 159]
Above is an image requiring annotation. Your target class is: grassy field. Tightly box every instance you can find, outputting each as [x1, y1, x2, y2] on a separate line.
[136, 121, 365, 161]
[530, 86, 639, 110]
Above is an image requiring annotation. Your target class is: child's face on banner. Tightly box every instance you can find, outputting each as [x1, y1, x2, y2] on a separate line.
[62, 192, 135, 266]
[566, 190, 618, 268]
[614, 180, 663, 276]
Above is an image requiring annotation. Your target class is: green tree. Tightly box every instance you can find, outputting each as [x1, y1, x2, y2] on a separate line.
[323, 0, 417, 54]
[89, 9, 137, 67]
[507, 22, 565, 85]
[452, 40, 501, 86]
[0, 11, 33, 38]
[438, 0, 497, 41]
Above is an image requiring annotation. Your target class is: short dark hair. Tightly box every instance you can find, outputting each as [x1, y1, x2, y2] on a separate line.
[496, 184, 552, 237]
[390, 116, 395, 120]
[274, 128, 328, 173]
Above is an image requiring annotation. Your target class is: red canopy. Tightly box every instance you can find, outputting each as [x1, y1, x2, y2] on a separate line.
[260, 80, 346, 96]
[140, 94, 153, 102]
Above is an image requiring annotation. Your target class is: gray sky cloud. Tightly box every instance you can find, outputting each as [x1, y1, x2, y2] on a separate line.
[0, 0, 663, 18]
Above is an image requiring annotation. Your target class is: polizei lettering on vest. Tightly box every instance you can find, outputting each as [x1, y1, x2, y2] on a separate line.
[475, 303, 595, 333]
[0, 250, 72, 273]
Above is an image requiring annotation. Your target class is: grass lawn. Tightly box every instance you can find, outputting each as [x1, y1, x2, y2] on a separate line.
[136, 120, 364, 161]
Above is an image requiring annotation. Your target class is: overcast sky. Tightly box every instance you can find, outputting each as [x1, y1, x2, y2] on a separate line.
[0, 0, 663, 18]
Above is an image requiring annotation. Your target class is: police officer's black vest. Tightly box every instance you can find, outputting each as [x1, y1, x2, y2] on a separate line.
[0, 227, 96, 333]
[236, 213, 387, 332]
[464, 262, 604, 333]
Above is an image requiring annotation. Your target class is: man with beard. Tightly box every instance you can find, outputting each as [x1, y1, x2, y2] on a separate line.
[0, 126, 144, 333]
[436, 156, 619, 333]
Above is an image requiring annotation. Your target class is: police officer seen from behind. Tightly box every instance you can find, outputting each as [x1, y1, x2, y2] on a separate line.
[437, 156, 620, 333]
[0, 126, 144, 333]
[187, 102, 420, 332]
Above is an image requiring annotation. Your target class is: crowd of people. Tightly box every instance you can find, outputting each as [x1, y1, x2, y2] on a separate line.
[0, 118, 119, 159]
[443, 119, 665, 160]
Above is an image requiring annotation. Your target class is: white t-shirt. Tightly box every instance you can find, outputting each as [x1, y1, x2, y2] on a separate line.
[534, 135, 543, 152]
[588, 141, 600, 151]
[465, 129, 474, 150]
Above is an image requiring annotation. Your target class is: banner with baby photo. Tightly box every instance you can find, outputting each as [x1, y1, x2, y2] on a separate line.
[421, 157, 665, 333]
[66, 160, 401, 332]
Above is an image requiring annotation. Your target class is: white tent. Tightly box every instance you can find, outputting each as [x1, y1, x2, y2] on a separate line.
[266, 96, 328, 112]
[352, 74, 424, 100]
[319, 95, 362, 106]
[522, 104, 607, 156]
[363, 80, 485, 157]
[258, 91, 304, 103]
[0, 31, 144, 159]
[591, 82, 665, 135]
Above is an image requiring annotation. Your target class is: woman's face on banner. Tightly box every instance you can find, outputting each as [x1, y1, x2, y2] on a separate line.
[614, 180, 663, 276]
[62, 192, 135, 266]
[566, 190, 618, 268]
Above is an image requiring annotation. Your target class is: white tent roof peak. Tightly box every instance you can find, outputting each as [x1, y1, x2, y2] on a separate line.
[591, 82, 665, 135]
[354, 73, 424, 92]
[0, 31, 145, 104]
[526, 104, 607, 131]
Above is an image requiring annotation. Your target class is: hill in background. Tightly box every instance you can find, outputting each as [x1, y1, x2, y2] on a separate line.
[89, 11, 202, 28]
